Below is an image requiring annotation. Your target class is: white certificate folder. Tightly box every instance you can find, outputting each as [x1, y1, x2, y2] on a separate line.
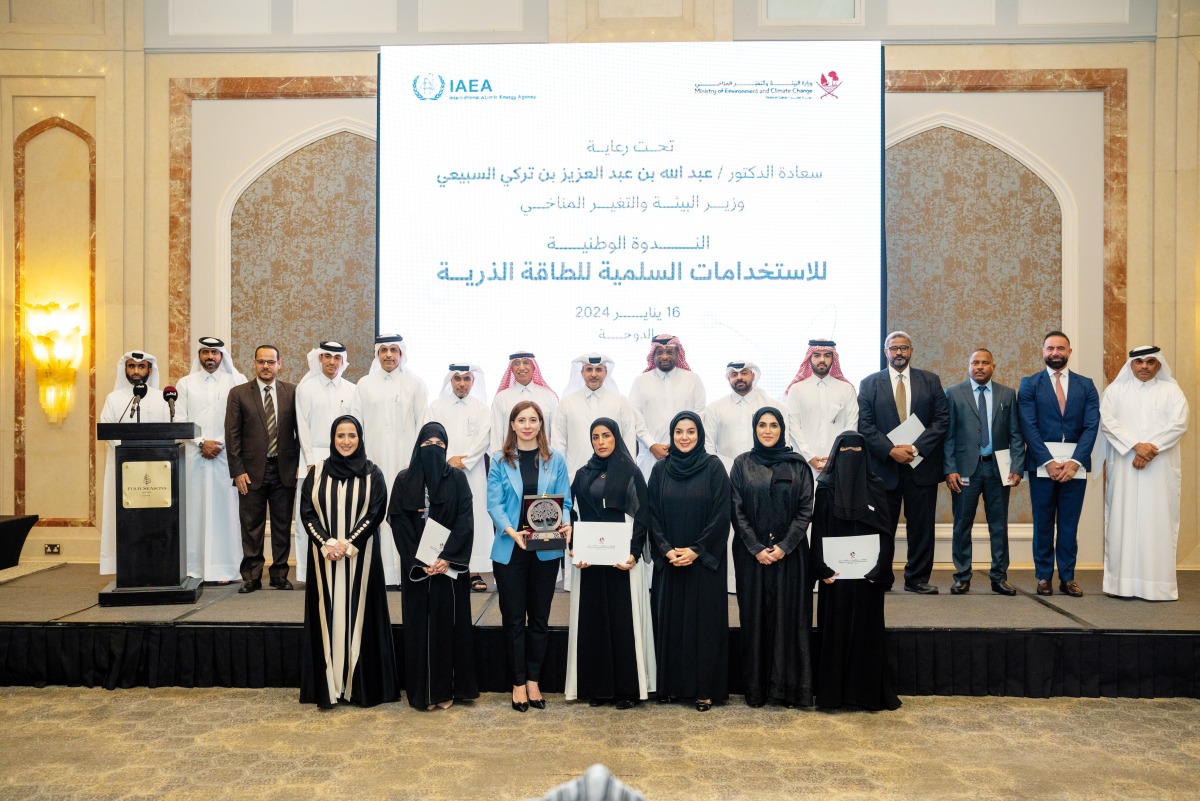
[1036, 441, 1086, 479]
[823, 535, 879, 580]
[416, 518, 462, 578]
[886, 415, 926, 468]
[573, 519, 633, 566]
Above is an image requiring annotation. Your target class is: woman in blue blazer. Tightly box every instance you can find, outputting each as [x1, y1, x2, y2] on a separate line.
[487, 399, 573, 712]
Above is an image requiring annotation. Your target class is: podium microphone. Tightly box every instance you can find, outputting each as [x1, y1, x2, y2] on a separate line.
[130, 382, 147, 421]
[163, 386, 178, 422]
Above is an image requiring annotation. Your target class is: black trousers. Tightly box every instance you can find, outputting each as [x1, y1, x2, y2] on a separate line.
[887, 469, 938, 587]
[493, 549, 560, 685]
[238, 459, 295, 581]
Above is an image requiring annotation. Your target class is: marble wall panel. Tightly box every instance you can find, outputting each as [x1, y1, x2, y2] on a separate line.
[887, 126, 1062, 524]
[229, 132, 376, 383]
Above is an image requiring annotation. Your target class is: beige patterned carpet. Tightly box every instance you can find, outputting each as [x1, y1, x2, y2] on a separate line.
[2, 688, 1198, 801]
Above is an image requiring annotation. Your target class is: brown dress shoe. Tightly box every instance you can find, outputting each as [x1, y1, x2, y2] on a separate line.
[1059, 580, 1083, 597]
[1036, 579, 1053, 596]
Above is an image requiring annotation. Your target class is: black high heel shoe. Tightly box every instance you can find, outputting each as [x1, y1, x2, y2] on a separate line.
[528, 697, 547, 710]
[695, 700, 712, 712]
[512, 699, 529, 713]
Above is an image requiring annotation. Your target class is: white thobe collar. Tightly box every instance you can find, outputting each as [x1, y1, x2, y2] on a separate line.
[731, 391, 754, 406]
[653, 368, 675, 381]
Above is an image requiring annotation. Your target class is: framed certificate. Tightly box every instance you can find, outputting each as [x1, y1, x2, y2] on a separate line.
[822, 534, 879, 580]
[573, 519, 633, 566]
[522, 494, 566, 551]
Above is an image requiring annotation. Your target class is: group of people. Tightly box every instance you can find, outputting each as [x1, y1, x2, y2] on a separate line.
[97, 328, 1189, 710]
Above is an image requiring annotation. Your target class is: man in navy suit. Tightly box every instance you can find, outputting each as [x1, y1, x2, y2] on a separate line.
[943, 349, 1026, 596]
[1016, 331, 1100, 597]
[858, 331, 950, 594]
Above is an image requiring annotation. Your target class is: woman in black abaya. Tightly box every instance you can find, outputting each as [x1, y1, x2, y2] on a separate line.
[730, 407, 815, 707]
[566, 418, 655, 708]
[810, 430, 901, 712]
[299, 415, 398, 708]
[389, 421, 480, 710]
[648, 411, 731, 711]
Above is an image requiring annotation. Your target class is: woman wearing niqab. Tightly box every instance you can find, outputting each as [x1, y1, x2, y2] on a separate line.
[730, 407, 815, 707]
[389, 421, 480, 709]
[299, 415, 398, 708]
[566, 418, 656, 708]
[648, 411, 731, 710]
[811, 430, 901, 711]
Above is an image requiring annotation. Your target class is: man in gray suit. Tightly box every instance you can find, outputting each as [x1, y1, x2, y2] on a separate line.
[225, 345, 300, 593]
[943, 349, 1025, 595]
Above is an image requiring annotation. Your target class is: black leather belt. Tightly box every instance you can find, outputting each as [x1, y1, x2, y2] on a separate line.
[979, 454, 993, 462]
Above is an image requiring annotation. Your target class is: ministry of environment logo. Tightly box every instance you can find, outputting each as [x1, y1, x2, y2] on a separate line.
[413, 73, 445, 100]
[819, 70, 841, 99]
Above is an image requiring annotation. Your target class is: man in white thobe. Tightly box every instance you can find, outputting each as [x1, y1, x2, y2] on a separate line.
[702, 360, 779, 592]
[629, 334, 706, 480]
[490, 350, 558, 453]
[552, 353, 646, 592]
[175, 336, 246, 581]
[785, 338, 859, 476]
[293, 341, 354, 582]
[99, 350, 170, 574]
[1100, 345, 1190, 601]
[350, 333, 430, 586]
[428, 362, 492, 588]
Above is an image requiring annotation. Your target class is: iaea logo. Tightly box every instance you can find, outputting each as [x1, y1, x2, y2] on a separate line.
[413, 73, 445, 101]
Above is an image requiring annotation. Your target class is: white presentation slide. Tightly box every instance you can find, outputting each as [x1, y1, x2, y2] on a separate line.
[378, 42, 883, 399]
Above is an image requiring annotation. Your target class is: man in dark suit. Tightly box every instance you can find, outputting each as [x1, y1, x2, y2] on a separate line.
[943, 349, 1026, 596]
[225, 344, 300, 593]
[1016, 331, 1100, 597]
[858, 331, 950, 594]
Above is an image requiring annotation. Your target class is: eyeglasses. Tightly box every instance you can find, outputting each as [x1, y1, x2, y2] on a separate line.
[886, 346, 912, 353]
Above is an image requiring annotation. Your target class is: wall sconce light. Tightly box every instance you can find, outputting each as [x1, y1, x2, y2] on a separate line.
[23, 301, 86, 424]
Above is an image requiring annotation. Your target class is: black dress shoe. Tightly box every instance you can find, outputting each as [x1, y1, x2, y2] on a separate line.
[904, 582, 939, 595]
[528, 697, 546, 710]
[991, 580, 1017, 596]
[695, 701, 712, 712]
[511, 700, 529, 713]
[950, 580, 970, 595]
[589, 698, 608, 707]
[270, 578, 294, 590]
[238, 579, 261, 594]
[614, 699, 637, 710]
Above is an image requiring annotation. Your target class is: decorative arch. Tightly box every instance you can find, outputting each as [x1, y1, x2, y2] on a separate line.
[13, 117, 98, 524]
[210, 117, 377, 336]
[886, 110, 1079, 334]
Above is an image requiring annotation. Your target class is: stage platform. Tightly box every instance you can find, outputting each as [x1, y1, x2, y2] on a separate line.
[2, 564, 1198, 697]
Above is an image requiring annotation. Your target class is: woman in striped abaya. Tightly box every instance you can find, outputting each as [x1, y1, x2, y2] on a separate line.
[298, 415, 399, 708]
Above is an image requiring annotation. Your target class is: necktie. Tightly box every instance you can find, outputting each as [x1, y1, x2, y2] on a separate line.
[1054, 371, 1066, 415]
[264, 385, 279, 458]
[895, 374, 908, 422]
[977, 386, 989, 449]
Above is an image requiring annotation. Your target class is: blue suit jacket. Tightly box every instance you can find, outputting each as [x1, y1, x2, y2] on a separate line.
[1016, 369, 1100, 473]
[487, 448, 573, 564]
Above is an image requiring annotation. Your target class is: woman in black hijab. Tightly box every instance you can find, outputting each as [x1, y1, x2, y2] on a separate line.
[810, 430, 901, 711]
[299, 415, 398, 708]
[388, 421, 480, 710]
[648, 411, 731, 711]
[566, 418, 654, 709]
[730, 406, 815, 708]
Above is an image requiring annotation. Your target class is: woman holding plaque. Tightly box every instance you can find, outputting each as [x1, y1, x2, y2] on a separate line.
[648, 411, 731, 711]
[565, 417, 655, 709]
[810, 430, 900, 712]
[730, 407, 815, 708]
[299, 415, 399, 708]
[486, 400, 573, 712]
[389, 421, 480, 710]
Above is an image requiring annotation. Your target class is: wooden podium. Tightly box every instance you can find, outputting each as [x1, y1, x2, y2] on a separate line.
[96, 422, 204, 606]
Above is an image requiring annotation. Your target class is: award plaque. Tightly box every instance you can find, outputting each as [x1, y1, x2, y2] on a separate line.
[522, 494, 566, 551]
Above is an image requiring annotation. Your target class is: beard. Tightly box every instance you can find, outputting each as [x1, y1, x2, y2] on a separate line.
[1044, 354, 1068, 369]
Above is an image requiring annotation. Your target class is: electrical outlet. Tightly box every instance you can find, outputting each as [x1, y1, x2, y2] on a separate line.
[44, 543, 61, 555]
